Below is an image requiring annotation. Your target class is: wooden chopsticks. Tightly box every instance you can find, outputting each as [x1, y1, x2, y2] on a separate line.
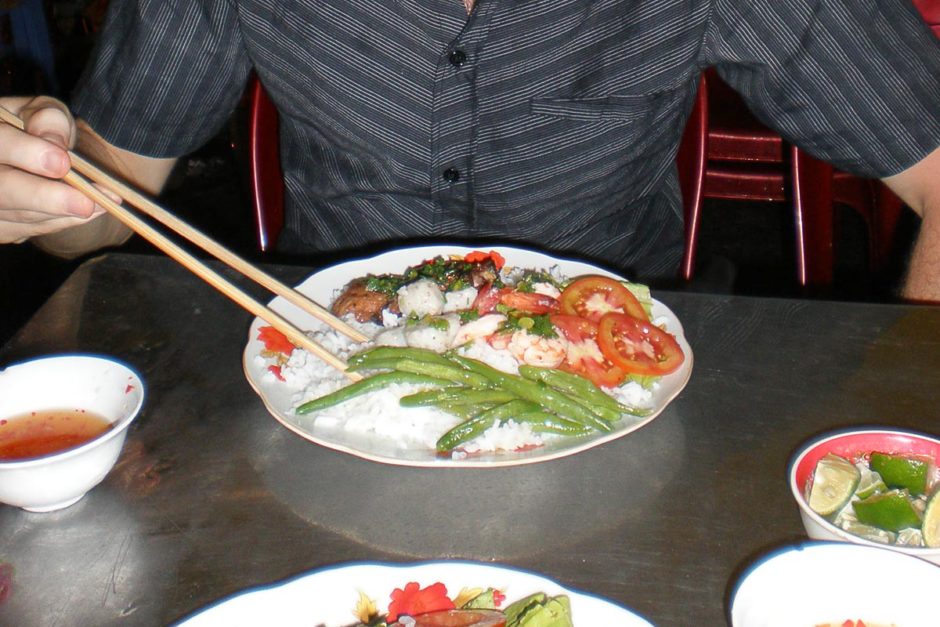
[0, 106, 365, 381]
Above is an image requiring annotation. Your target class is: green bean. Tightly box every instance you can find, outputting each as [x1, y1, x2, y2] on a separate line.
[436, 414, 496, 452]
[433, 401, 499, 420]
[295, 372, 453, 415]
[345, 358, 403, 373]
[436, 400, 541, 452]
[399, 388, 517, 408]
[347, 346, 454, 368]
[447, 355, 613, 432]
[518, 365, 652, 419]
[512, 410, 593, 436]
[394, 358, 493, 388]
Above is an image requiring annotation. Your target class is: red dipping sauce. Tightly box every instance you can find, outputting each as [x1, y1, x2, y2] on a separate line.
[0, 410, 113, 460]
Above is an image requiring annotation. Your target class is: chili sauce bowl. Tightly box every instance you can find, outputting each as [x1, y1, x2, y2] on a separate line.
[788, 427, 940, 565]
[0, 354, 144, 512]
[730, 541, 940, 626]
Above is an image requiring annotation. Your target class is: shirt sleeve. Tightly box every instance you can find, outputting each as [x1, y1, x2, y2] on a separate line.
[70, 0, 253, 158]
[702, 0, 940, 178]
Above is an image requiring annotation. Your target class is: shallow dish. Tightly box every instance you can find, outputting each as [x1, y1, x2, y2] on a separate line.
[242, 244, 693, 467]
[730, 541, 940, 627]
[0, 354, 144, 512]
[789, 427, 940, 564]
[175, 560, 652, 626]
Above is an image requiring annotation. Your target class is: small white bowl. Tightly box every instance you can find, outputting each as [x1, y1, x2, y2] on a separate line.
[0, 354, 144, 512]
[788, 427, 940, 564]
[730, 541, 940, 626]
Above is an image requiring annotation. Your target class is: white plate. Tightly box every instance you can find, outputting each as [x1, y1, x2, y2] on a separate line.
[176, 560, 653, 626]
[243, 245, 693, 467]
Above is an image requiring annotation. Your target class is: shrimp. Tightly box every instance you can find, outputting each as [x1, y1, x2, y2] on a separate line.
[452, 313, 507, 347]
[506, 330, 568, 368]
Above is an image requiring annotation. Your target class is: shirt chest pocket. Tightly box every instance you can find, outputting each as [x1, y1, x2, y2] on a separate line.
[529, 92, 667, 123]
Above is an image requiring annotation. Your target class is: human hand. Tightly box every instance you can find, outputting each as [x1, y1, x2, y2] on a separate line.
[0, 96, 103, 244]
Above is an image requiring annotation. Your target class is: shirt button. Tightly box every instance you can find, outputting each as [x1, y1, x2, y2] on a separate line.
[449, 50, 467, 67]
[442, 168, 460, 182]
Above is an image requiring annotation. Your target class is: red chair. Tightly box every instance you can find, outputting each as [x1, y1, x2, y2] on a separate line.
[247, 75, 284, 252]
[677, 68, 907, 290]
[914, 0, 940, 36]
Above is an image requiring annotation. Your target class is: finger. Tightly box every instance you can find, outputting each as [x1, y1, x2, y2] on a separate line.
[0, 166, 97, 217]
[0, 213, 101, 245]
[0, 97, 75, 178]
[17, 96, 76, 148]
[0, 119, 71, 179]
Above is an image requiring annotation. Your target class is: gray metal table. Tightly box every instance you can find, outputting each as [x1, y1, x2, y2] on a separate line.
[1, 253, 937, 626]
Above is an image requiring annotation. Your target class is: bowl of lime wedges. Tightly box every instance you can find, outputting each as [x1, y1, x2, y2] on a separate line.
[789, 428, 940, 565]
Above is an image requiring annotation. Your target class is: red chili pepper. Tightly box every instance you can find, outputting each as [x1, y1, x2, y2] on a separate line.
[387, 582, 455, 622]
[492, 589, 506, 607]
[267, 365, 285, 381]
[257, 326, 294, 355]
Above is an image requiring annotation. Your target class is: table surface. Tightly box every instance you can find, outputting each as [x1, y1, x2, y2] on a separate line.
[1, 252, 937, 626]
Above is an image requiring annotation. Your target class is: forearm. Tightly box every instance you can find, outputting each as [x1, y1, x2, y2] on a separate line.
[901, 205, 940, 302]
[881, 145, 940, 303]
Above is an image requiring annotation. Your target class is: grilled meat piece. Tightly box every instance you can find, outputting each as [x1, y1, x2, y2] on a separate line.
[331, 278, 391, 323]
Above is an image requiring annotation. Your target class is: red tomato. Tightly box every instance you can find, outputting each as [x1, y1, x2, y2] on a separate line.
[551, 314, 626, 388]
[559, 276, 647, 322]
[390, 609, 507, 627]
[471, 283, 504, 314]
[596, 312, 685, 376]
[498, 290, 559, 314]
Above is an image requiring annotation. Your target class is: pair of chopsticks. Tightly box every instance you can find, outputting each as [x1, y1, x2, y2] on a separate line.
[0, 106, 365, 381]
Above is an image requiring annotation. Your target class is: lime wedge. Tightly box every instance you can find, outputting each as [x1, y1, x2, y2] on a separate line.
[840, 520, 897, 545]
[854, 468, 887, 500]
[869, 452, 929, 496]
[808, 453, 861, 517]
[923, 489, 940, 548]
[853, 489, 923, 532]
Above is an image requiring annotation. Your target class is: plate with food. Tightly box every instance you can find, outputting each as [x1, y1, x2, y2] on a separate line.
[243, 245, 692, 466]
[176, 560, 653, 626]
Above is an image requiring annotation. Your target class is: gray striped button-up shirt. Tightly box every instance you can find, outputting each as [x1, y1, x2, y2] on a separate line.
[73, 0, 940, 281]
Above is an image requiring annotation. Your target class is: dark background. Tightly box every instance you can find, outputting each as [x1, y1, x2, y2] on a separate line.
[0, 0, 921, 346]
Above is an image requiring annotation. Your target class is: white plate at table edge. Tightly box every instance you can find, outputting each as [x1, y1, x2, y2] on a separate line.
[242, 244, 693, 467]
[174, 560, 653, 626]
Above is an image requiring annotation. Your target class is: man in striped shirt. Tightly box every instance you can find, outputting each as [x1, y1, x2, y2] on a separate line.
[2, 0, 940, 300]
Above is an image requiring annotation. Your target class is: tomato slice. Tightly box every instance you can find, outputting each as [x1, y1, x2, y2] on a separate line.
[596, 312, 685, 376]
[471, 283, 504, 314]
[498, 290, 559, 314]
[559, 276, 647, 322]
[551, 314, 627, 388]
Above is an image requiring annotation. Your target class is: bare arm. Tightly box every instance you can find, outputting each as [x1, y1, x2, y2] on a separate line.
[881, 144, 940, 303]
[0, 96, 177, 258]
